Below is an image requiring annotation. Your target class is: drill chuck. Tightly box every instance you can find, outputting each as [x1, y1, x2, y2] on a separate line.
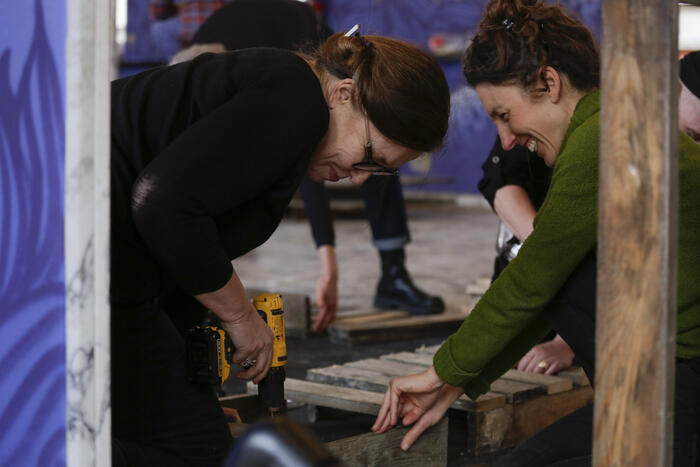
[257, 367, 286, 413]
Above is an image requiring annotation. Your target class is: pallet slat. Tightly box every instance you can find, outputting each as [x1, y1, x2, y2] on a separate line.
[306, 365, 505, 412]
[327, 312, 467, 346]
[500, 370, 573, 395]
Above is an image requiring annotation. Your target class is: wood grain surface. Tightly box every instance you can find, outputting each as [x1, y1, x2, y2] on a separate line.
[596, 1, 678, 465]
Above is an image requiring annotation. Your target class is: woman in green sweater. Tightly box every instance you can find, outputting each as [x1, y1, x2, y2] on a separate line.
[373, 0, 700, 464]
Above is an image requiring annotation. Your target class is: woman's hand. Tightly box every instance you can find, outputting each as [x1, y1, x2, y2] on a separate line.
[371, 366, 462, 451]
[194, 269, 274, 384]
[516, 334, 574, 374]
[312, 245, 338, 333]
[220, 304, 274, 384]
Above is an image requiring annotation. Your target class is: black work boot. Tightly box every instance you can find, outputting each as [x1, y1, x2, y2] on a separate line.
[373, 249, 445, 315]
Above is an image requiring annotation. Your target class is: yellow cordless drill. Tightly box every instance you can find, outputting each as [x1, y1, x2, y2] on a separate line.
[185, 293, 287, 416]
[253, 293, 287, 416]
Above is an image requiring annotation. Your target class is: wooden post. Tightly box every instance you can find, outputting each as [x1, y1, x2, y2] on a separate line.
[595, 1, 678, 465]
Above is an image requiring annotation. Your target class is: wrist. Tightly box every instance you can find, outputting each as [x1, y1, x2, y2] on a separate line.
[318, 245, 338, 277]
[426, 365, 446, 390]
[218, 301, 256, 325]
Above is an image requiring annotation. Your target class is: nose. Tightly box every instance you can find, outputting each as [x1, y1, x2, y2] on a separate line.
[349, 170, 372, 185]
[497, 124, 518, 151]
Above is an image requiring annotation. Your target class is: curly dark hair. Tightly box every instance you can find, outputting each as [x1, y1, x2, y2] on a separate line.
[464, 0, 599, 94]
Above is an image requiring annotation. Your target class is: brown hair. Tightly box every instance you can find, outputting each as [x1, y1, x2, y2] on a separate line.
[310, 32, 450, 152]
[464, 0, 599, 94]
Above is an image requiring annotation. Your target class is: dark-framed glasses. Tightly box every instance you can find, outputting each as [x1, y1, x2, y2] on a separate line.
[352, 142, 399, 176]
[352, 116, 399, 176]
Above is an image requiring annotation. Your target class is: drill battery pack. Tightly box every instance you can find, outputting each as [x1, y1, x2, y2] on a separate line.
[185, 326, 233, 386]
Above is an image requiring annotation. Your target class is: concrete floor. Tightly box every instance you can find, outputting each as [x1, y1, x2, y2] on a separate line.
[228, 196, 502, 466]
[234, 199, 499, 318]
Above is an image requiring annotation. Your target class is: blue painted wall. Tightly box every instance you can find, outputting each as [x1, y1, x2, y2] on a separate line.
[0, 0, 67, 465]
[325, 0, 601, 193]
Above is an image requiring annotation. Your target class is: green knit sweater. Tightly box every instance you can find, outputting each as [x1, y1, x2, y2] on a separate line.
[434, 90, 700, 399]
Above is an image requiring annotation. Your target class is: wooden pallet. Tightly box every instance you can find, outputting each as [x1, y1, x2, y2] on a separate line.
[285, 344, 593, 458]
[326, 307, 470, 346]
[232, 387, 448, 466]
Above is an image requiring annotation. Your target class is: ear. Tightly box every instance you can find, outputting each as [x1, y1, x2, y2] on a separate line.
[327, 78, 356, 108]
[543, 66, 563, 103]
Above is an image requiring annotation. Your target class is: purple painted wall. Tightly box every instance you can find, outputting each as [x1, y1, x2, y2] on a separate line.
[0, 1, 67, 465]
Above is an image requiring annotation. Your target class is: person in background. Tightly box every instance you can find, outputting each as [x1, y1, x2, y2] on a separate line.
[110, 26, 450, 465]
[372, 1, 700, 464]
[148, 0, 232, 59]
[680, 50, 700, 142]
[180, 0, 445, 334]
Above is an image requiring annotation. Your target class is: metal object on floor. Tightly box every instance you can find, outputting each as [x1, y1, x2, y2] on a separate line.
[224, 417, 343, 467]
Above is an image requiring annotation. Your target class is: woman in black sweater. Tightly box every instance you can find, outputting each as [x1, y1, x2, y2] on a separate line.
[110, 29, 450, 465]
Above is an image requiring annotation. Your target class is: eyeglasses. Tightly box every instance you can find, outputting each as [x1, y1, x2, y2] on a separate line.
[351, 117, 399, 176]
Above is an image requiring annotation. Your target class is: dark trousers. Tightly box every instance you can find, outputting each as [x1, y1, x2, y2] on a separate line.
[360, 175, 409, 248]
[299, 176, 409, 250]
[111, 300, 232, 466]
[496, 251, 700, 466]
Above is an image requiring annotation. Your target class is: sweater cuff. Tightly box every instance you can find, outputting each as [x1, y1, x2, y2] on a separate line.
[433, 336, 481, 387]
[182, 260, 233, 296]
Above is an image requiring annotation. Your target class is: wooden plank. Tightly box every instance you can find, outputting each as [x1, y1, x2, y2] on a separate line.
[307, 364, 390, 392]
[488, 379, 542, 404]
[328, 312, 467, 346]
[596, 1, 677, 465]
[305, 365, 504, 412]
[383, 352, 577, 395]
[344, 358, 507, 411]
[465, 406, 514, 456]
[343, 359, 540, 403]
[284, 378, 385, 416]
[557, 366, 590, 387]
[380, 351, 435, 367]
[505, 386, 594, 447]
[500, 369, 572, 395]
[332, 310, 409, 326]
[415, 344, 442, 355]
[325, 417, 448, 467]
[345, 357, 432, 376]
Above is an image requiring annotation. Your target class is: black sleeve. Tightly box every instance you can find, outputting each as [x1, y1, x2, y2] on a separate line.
[299, 178, 335, 247]
[130, 73, 327, 295]
[478, 137, 550, 209]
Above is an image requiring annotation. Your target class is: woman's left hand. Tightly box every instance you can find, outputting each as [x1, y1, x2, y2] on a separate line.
[312, 270, 338, 333]
[516, 334, 574, 374]
[312, 245, 338, 333]
[371, 366, 463, 451]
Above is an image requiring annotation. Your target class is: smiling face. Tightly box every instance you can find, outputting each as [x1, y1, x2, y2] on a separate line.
[308, 78, 419, 184]
[476, 67, 582, 168]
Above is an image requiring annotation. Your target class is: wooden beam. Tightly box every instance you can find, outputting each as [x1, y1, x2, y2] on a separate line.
[327, 310, 468, 346]
[324, 417, 448, 467]
[596, 1, 678, 465]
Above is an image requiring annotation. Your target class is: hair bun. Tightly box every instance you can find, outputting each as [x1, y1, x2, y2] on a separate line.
[464, 0, 599, 92]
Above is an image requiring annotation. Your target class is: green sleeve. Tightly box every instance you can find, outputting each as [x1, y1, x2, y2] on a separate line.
[435, 317, 552, 399]
[433, 116, 600, 389]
